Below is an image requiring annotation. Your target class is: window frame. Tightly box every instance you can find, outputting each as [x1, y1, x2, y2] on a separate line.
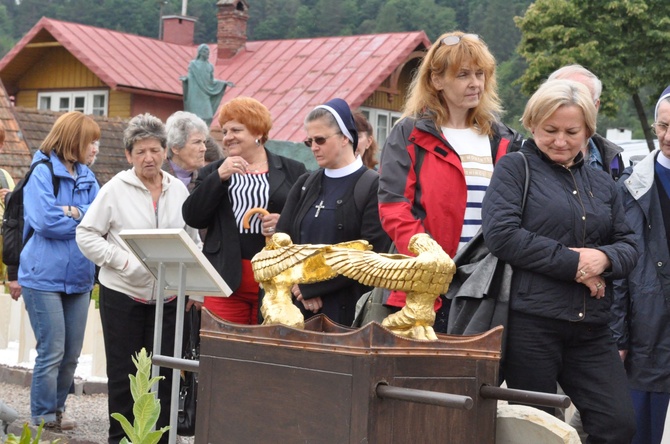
[37, 90, 109, 116]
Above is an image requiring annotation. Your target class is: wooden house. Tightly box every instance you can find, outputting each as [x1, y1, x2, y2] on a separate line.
[0, 0, 431, 182]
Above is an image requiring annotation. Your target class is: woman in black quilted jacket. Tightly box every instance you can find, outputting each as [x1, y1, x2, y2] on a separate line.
[482, 79, 638, 443]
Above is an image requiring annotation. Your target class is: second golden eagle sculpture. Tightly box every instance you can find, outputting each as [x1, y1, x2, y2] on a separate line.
[250, 231, 455, 340]
[323, 233, 455, 340]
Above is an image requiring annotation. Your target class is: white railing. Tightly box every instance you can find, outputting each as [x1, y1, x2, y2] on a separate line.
[0, 293, 107, 379]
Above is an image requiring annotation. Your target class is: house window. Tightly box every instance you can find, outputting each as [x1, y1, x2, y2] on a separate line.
[358, 107, 402, 148]
[37, 91, 108, 116]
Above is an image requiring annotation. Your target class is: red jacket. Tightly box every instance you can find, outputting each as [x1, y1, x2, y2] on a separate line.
[378, 115, 521, 307]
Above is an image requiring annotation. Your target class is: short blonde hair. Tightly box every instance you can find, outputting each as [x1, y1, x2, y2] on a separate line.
[403, 31, 501, 135]
[521, 79, 597, 138]
[40, 112, 101, 164]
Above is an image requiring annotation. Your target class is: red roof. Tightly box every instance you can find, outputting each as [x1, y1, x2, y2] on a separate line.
[0, 17, 196, 97]
[212, 32, 430, 141]
[0, 18, 430, 142]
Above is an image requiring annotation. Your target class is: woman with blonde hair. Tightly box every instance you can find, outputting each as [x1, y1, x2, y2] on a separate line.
[482, 79, 637, 442]
[20, 111, 100, 431]
[378, 32, 522, 322]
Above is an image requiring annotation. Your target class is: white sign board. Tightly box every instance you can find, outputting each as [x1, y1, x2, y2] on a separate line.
[119, 228, 231, 297]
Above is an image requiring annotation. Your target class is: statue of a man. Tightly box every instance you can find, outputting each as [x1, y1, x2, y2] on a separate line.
[182, 44, 233, 125]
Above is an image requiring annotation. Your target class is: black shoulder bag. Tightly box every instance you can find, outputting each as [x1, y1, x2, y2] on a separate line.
[445, 152, 530, 355]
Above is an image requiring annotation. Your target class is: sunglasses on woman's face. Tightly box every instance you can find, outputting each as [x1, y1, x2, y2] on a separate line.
[440, 33, 480, 47]
[303, 133, 340, 147]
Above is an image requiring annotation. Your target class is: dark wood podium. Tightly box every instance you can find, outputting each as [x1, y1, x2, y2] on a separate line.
[196, 309, 503, 444]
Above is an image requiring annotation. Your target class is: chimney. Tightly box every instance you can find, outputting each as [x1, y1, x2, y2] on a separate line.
[216, 0, 249, 60]
[162, 15, 197, 45]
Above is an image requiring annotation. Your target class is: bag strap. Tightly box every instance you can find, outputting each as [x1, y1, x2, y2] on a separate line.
[518, 152, 530, 214]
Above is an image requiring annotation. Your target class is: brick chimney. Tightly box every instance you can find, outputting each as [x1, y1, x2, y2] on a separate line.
[162, 15, 197, 45]
[217, 0, 249, 60]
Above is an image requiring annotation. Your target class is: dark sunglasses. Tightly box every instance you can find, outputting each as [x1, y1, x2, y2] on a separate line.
[440, 33, 480, 47]
[303, 133, 340, 147]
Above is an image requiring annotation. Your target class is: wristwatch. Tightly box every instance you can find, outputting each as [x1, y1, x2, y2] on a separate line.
[66, 205, 73, 218]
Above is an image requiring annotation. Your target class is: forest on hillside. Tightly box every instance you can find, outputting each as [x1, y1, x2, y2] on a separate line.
[0, 0, 667, 139]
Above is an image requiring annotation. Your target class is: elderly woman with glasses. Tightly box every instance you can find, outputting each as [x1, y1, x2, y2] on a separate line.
[610, 86, 670, 444]
[377, 31, 522, 330]
[182, 96, 306, 324]
[276, 98, 390, 326]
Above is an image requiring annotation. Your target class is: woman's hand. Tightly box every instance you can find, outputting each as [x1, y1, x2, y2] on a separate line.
[581, 276, 606, 299]
[293, 284, 322, 313]
[218, 156, 249, 181]
[260, 213, 280, 236]
[571, 247, 610, 282]
[9, 280, 21, 301]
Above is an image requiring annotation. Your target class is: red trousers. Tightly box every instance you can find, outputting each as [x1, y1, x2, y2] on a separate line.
[204, 260, 259, 325]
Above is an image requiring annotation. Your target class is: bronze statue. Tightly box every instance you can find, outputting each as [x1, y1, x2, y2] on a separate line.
[181, 44, 233, 125]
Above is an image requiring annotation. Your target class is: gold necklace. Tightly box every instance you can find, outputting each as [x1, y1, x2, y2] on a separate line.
[248, 160, 268, 172]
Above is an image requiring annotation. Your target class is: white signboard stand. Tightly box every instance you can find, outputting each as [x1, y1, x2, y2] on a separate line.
[120, 228, 231, 444]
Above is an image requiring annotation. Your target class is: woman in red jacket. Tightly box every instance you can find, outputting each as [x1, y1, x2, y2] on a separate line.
[377, 32, 521, 329]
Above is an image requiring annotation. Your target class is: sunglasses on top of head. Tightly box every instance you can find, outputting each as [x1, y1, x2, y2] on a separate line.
[303, 133, 340, 147]
[440, 33, 480, 47]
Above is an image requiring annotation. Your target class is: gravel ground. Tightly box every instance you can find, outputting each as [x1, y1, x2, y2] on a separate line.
[0, 378, 195, 443]
[0, 380, 108, 443]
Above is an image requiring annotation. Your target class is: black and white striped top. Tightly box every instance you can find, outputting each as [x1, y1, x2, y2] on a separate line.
[229, 172, 270, 233]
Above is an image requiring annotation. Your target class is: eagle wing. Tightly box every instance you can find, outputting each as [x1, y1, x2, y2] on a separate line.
[323, 234, 455, 294]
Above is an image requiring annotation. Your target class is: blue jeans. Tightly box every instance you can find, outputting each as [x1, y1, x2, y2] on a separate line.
[22, 288, 90, 424]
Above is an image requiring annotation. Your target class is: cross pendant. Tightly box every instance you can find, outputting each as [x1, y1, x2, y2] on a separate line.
[314, 200, 325, 217]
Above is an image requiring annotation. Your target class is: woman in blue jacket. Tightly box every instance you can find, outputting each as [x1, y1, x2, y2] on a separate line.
[19, 112, 100, 431]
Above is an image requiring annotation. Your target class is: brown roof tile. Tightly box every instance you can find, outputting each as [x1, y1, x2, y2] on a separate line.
[13, 107, 128, 185]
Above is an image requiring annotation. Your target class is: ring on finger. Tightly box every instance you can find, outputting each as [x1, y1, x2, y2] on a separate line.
[579, 269, 586, 276]
[596, 282, 603, 289]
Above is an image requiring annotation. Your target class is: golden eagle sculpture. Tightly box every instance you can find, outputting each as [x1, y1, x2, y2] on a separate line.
[323, 233, 455, 340]
[250, 231, 371, 328]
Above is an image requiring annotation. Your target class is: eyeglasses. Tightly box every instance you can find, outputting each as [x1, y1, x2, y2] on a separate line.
[440, 33, 480, 47]
[652, 122, 668, 136]
[303, 133, 340, 147]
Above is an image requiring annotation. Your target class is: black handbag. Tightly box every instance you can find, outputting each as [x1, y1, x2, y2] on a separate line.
[177, 308, 200, 436]
[446, 152, 530, 352]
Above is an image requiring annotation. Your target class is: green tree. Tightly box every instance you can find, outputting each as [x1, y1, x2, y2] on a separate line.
[0, 4, 14, 56]
[374, 0, 457, 41]
[497, 53, 529, 134]
[516, 0, 670, 151]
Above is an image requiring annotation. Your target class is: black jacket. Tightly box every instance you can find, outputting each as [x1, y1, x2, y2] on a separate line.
[276, 167, 391, 325]
[182, 150, 307, 291]
[482, 140, 638, 325]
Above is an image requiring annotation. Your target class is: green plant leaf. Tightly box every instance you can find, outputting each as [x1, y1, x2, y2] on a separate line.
[141, 428, 170, 444]
[133, 393, 161, 437]
[111, 412, 140, 444]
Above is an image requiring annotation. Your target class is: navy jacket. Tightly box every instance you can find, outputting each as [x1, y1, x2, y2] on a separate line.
[482, 140, 638, 325]
[612, 151, 670, 392]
